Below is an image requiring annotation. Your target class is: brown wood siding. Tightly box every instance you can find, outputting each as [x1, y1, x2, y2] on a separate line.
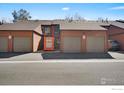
[108, 25, 124, 35]
[110, 34, 124, 50]
[0, 31, 10, 36]
[108, 25, 124, 50]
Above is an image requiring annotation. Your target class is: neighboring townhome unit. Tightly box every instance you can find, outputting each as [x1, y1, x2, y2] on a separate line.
[108, 21, 124, 50]
[0, 22, 42, 52]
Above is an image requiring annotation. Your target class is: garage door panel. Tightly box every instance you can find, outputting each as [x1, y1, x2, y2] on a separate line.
[13, 37, 32, 52]
[63, 37, 81, 52]
[0, 37, 8, 52]
[87, 36, 104, 52]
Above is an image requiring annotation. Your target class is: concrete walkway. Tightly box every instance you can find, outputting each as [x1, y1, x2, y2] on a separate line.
[0, 53, 43, 61]
[108, 52, 124, 59]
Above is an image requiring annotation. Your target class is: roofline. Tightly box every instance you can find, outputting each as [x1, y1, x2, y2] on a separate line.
[110, 24, 124, 30]
[0, 30, 33, 31]
[0, 29, 42, 35]
[60, 29, 108, 31]
[33, 30, 42, 36]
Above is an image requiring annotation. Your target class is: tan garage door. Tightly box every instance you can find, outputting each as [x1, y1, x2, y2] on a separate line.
[63, 37, 81, 52]
[87, 36, 104, 52]
[13, 37, 32, 52]
[0, 37, 8, 52]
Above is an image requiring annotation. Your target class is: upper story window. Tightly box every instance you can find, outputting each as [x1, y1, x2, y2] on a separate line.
[44, 26, 51, 34]
[42, 25, 52, 35]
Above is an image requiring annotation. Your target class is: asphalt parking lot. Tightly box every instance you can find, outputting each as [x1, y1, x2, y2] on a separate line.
[0, 62, 124, 85]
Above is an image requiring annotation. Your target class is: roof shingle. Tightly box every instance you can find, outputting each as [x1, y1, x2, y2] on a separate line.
[0, 20, 114, 32]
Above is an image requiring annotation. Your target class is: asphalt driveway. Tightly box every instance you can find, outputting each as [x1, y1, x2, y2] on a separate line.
[0, 62, 124, 85]
[42, 52, 114, 59]
[42, 51, 124, 59]
[0, 51, 123, 61]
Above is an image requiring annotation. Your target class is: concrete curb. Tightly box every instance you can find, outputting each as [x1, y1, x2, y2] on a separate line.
[43, 59, 124, 63]
[0, 59, 124, 63]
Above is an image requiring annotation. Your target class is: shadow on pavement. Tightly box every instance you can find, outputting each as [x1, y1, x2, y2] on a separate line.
[42, 52, 114, 59]
[0, 52, 29, 58]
